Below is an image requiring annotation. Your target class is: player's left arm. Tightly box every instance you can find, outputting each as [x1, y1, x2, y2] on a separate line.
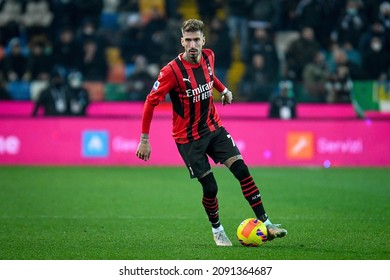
[206, 49, 233, 106]
[214, 75, 233, 106]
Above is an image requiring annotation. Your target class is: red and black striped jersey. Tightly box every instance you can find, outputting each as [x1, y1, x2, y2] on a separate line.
[142, 49, 226, 144]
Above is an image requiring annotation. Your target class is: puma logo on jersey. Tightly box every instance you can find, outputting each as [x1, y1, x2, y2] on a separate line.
[183, 76, 191, 83]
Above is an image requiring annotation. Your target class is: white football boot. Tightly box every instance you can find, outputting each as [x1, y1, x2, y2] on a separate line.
[212, 225, 232, 246]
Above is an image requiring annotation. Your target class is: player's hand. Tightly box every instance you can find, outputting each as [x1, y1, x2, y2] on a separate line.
[136, 138, 151, 161]
[222, 89, 233, 106]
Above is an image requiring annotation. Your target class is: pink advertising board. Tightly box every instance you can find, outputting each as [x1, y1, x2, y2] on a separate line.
[0, 101, 360, 118]
[1, 116, 389, 166]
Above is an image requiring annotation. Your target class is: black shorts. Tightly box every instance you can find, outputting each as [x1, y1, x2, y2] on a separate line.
[176, 126, 241, 179]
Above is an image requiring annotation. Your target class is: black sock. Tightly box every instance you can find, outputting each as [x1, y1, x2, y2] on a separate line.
[230, 160, 267, 222]
[199, 173, 220, 228]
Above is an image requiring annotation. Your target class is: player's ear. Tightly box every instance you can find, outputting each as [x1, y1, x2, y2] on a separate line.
[202, 36, 205, 46]
[181, 37, 185, 47]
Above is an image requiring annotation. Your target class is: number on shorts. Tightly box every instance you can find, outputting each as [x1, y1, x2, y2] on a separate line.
[227, 134, 236, 147]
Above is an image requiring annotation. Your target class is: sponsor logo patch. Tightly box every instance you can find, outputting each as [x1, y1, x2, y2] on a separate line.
[82, 130, 109, 158]
[287, 132, 314, 159]
[152, 81, 160, 91]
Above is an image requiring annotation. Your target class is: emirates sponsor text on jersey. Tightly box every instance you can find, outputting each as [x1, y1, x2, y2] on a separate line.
[185, 80, 214, 103]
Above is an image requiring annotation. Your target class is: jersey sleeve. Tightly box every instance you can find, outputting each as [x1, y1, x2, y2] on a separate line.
[213, 75, 226, 93]
[141, 65, 175, 134]
[204, 49, 227, 93]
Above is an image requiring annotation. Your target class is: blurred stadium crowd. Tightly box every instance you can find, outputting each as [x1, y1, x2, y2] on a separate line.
[0, 0, 390, 105]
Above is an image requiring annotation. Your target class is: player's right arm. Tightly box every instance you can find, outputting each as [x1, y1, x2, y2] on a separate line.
[136, 65, 175, 161]
[136, 99, 155, 161]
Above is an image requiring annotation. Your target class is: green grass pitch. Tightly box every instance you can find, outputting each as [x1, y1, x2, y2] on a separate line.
[0, 166, 389, 260]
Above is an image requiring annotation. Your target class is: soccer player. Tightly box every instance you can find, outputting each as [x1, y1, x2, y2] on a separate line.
[136, 19, 287, 246]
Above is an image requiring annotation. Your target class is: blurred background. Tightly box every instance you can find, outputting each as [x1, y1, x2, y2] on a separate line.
[0, 0, 390, 166]
[0, 0, 389, 105]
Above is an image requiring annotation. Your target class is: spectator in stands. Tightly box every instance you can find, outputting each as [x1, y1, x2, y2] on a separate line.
[294, 0, 324, 44]
[165, 0, 180, 19]
[362, 0, 386, 24]
[279, 0, 300, 30]
[142, 7, 167, 66]
[361, 36, 390, 80]
[2, 38, 28, 81]
[125, 55, 155, 101]
[332, 0, 367, 50]
[379, 1, 390, 28]
[358, 20, 387, 53]
[239, 53, 275, 101]
[81, 39, 108, 81]
[21, 0, 54, 42]
[102, 0, 120, 14]
[284, 26, 320, 81]
[247, 27, 279, 82]
[378, 1, 390, 53]
[76, 18, 106, 49]
[117, 0, 140, 30]
[330, 45, 363, 80]
[269, 80, 297, 119]
[160, 14, 183, 66]
[195, 0, 218, 25]
[120, 13, 144, 73]
[51, 0, 79, 32]
[249, 0, 281, 30]
[340, 40, 362, 73]
[297, 0, 345, 49]
[295, 0, 323, 29]
[32, 67, 70, 116]
[53, 28, 82, 72]
[66, 71, 90, 116]
[207, 17, 232, 85]
[303, 50, 329, 102]
[326, 65, 354, 103]
[226, 0, 252, 61]
[26, 41, 53, 81]
[0, 0, 23, 45]
[73, 0, 104, 29]
[0, 77, 11, 100]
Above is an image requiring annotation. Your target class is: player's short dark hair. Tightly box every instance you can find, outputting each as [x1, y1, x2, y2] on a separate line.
[181, 19, 204, 35]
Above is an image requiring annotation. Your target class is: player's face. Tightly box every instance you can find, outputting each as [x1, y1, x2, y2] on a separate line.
[181, 31, 205, 64]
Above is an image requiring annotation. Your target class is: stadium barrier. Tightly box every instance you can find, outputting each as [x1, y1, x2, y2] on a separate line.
[1, 102, 389, 166]
[0, 101, 359, 118]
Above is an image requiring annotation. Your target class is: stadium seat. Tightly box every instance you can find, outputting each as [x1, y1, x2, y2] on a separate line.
[100, 12, 119, 30]
[139, 0, 165, 20]
[83, 81, 105, 101]
[107, 64, 126, 83]
[105, 47, 123, 65]
[6, 81, 31, 100]
[104, 83, 128, 101]
[125, 63, 136, 79]
[0, 46, 5, 60]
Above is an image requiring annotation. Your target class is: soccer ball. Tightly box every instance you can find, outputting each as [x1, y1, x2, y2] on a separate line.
[237, 218, 268, 246]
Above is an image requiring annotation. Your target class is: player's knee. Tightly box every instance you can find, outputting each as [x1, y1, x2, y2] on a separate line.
[229, 159, 250, 181]
[198, 172, 218, 198]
